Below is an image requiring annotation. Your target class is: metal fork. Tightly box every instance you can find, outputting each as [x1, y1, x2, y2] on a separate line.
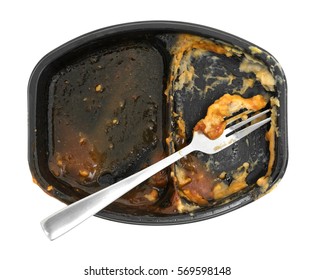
[41, 109, 271, 240]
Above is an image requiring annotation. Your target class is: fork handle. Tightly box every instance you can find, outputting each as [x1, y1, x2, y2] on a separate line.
[41, 144, 194, 240]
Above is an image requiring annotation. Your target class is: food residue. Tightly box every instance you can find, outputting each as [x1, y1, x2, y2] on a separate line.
[45, 33, 280, 216]
[194, 94, 267, 140]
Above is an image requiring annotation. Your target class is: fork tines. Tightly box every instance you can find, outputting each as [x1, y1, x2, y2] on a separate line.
[224, 109, 271, 139]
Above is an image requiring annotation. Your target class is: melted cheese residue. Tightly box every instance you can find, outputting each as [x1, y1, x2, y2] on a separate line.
[249, 46, 263, 55]
[144, 189, 159, 202]
[165, 34, 280, 211]
[165, 34, 239, 98]
[239, 78, 255, 95]
[240, 54, 276, 92]
[257, 97, 279, 190]
[194, 93, 268, 139]
[204, 73, 235, 93]
[213, 162, 250, 200]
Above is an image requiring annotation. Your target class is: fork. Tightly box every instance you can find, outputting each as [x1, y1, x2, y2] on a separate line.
[41, 109, 271, 240]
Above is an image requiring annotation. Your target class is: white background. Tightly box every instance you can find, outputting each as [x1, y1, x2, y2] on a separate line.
[1, 0, 314, 279]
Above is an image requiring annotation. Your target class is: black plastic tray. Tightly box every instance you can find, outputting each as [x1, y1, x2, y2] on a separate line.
[28, 21, 288, 225]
